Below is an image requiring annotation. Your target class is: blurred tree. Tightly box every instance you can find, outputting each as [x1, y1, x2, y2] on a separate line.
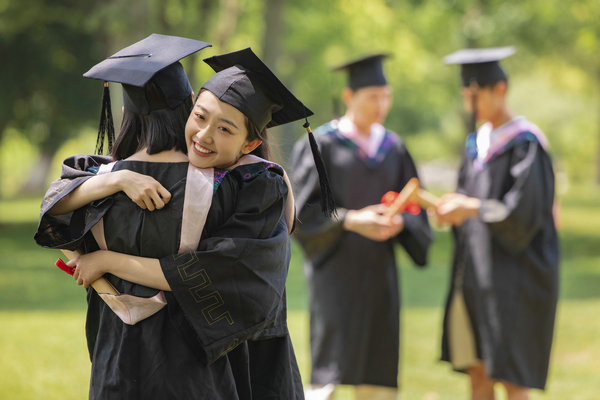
[0, 0, 103, 195]
[262, 0, 284, 67]
[0, 0, 598, 196]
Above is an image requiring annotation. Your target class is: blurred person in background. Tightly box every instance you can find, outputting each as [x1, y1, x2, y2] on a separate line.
[290, 54, 432, 400]
[437, 47, 560, 400]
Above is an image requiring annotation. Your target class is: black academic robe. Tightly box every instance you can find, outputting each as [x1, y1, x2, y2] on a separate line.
[440, 138, 559, 390]
[290, 122, 432, 387]
[35, 155, 303, 400]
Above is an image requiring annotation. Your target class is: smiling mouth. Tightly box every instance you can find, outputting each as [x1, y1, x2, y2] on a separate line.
[193, 142, 214, 154]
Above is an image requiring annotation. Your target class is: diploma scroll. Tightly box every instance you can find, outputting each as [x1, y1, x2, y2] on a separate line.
[383, 177, 439, 218]
[55, 249, 166, 325]
[57, 249, 119, 295]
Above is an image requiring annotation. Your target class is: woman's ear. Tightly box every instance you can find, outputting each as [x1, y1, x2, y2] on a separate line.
[241, 139, 262, 154]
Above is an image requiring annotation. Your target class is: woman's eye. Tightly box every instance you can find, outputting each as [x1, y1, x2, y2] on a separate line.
[195, 113, 205, 120]
[219, 126, 232, 134]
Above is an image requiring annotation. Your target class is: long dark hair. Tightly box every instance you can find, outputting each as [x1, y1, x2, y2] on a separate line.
[112, 82, 192, 160]
[246, 117, 271, 160]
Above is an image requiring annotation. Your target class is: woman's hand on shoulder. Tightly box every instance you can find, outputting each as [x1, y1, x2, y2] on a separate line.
[113, 170, 172, 211]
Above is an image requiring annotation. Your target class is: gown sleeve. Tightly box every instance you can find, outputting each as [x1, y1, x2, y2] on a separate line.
[289, 137, 347, 264]
[478, 141, 555, 254]
[34, 155, 114, 250]
[159, 168, 291, 364]
[394, 143, 432, 267]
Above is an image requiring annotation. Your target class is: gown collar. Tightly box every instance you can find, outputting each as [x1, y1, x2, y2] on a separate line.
[467, 116, 550, 170]
[328, 117, 396, 166]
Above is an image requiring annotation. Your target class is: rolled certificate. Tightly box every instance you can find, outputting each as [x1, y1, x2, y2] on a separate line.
[57, 249, 119, 295]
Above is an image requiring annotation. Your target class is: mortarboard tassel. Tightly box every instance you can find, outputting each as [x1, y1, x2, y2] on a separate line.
[468, 79, 478, 134]
[304, 118, 337, 218]
[95, 82, 115, 155]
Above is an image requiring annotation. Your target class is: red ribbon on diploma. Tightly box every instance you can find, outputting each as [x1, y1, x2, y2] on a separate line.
[381, 191, 421, 215]
[56, 258, 75, 275]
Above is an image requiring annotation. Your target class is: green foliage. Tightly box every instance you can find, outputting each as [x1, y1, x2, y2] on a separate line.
[0, 0, 104, 152]
[0, 0, 598, 189]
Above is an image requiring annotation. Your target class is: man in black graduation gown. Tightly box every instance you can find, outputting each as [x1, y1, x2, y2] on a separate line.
[290, 54, 432, 399]
[437, 47, 559, 399]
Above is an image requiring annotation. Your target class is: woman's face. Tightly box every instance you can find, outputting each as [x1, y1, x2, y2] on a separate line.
[186, 90, 261, 169]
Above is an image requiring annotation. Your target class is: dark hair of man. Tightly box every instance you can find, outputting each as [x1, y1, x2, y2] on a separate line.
[112, 81, 192, 160]
[479, 77, 509, 90]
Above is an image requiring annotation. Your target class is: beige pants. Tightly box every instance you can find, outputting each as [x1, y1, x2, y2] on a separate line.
[305, 384, 398, 400]
[448, 290, 478, 370]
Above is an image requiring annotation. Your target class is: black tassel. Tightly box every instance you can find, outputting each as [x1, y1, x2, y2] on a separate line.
[304, 119, 337, 218]
[468, 79, 478, 134]
[95, 82, 115, 155]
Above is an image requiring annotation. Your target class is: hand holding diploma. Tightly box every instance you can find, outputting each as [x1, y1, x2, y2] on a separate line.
[55, 249, 166, 325]
[56, 249, 119, 294]
[435, 192, 481, 226]
[343, 203, 404, 242]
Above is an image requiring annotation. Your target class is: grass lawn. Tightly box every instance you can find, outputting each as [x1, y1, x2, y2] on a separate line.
[1, 185, 599, 399]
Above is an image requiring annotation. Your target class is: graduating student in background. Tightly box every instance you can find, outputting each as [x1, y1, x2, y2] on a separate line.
[35, 37, 319, 399]
[290, 54, 432, 400]
[437, 47, 559, 400]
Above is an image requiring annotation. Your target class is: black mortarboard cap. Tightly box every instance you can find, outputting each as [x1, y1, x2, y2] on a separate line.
[83, 33, 211, 154]
[444, 46, 515, 87]
[202, 47, 313, 131]
[202, 48, 336, 216]
[332, 53, 390, 90]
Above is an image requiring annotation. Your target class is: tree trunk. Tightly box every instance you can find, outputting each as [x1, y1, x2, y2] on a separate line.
[596, 67, 600, 185]
[17, 149, 55, 196]
[157, 0, 169, 32]
[0, 120, 7, 198]
[261, 0, 289, 160]
[217, 0, 241, 49]
[262, 0, 284, 68]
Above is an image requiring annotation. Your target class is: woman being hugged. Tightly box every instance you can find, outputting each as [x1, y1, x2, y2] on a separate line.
[36, 39, 314, 399]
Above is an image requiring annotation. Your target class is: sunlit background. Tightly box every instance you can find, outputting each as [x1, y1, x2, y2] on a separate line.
[1, 0, 598, 399]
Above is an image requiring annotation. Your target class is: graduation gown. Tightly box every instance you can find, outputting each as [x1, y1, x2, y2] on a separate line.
[35, 155, 303, 400]
[290, 121, 432, 387]
[440, 120, 559, 390]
